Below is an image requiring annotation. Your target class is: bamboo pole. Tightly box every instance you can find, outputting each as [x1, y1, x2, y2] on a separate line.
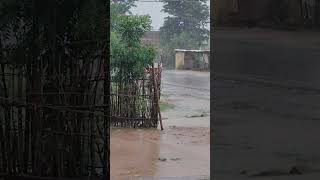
[17, 68, 23, 173]
[103, 45, 110, 176]
[0, 63, 9, 172]
[151, 64, 163, 130]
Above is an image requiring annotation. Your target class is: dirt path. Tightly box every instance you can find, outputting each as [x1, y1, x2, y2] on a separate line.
[214, 28, 320, 84]
[214, 75, 320, 179]
[111, 70, 210, 180]
[213, 28, 320, 179]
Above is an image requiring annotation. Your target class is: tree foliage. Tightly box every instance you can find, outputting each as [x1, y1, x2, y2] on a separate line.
[0, 0, 107, 66]
[160, 0, 209, 42]
[111, 0, 137, 29]
[159, 0, 209, 67]
[111, 0, 136, 15]
[160, 32, 198, 67]
[111, 14, 156, 81]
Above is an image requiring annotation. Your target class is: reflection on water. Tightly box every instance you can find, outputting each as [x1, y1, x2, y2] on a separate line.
[111, 128, 160, 180]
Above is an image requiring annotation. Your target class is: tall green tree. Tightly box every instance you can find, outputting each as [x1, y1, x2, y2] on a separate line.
[111, 0, 137, 29]
[160, 0, 209, 45]
[111, 0, 136, 15]
[111, 0, 155, 81]
[111, 15, 156, 81]
[159, 0, 209, 67]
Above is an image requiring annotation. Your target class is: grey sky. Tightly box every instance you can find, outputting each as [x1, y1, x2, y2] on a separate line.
[131, 0, 210, 31]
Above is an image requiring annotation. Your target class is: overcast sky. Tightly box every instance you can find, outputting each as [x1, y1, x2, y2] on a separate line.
[131, 0, 210, 31]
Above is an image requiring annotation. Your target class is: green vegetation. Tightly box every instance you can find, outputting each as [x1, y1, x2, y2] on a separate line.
[111, 0, 136, 15]
[160, 94, 173, 111]
[0, 0, 107, 66]
[111, 1, 156, 81]
[159, 0, 209, 68]
[160, 93, 170, 98]
[160, 100, 175, 112]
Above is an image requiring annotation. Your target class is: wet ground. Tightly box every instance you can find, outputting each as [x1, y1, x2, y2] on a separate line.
[214, 28, 320, 84]
[111, 70, 210, 180]
[213, 28, 320, 179]
[214, 75, 320, 180]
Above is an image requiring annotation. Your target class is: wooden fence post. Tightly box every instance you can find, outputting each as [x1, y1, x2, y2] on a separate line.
[152, 64, 163, 130]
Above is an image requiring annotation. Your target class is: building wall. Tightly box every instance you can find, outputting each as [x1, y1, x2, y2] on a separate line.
[175, 52, 185, 69]
[184, 52, 194, 70]
[175, 51, 210, 70]
[141, 31, 160, 46]
[204, 53, 210, 70]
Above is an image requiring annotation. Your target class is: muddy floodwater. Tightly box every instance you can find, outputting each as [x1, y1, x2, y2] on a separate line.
[111, 70, 210, 180]
[213, 28, 320, 179]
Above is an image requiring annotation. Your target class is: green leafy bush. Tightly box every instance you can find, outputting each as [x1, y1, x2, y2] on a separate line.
[111, 15, 156, 82]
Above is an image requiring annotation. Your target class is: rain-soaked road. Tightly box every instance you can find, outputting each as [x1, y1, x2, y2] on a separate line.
[213, 28, 320, 179]
[111, 70, 210, 180]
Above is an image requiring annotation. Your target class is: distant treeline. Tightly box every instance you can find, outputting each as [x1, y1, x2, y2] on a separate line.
[214, 0, 320, 28]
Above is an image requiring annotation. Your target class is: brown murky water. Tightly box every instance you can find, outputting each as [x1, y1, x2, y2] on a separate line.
[213, 28, 320, 179]
[110, 128, 160, 180]
[110, 70, 210, 180]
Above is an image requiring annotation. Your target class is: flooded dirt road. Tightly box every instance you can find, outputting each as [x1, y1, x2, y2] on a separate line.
[111, 70, 210, 180]
[214, 28, 320, 84]
[214, 76, 320, 179]
[213, 28, 320, 179]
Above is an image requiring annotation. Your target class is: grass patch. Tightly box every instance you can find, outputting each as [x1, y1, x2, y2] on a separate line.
[159, 101, 175, 112]
[160, 93, 170, 99]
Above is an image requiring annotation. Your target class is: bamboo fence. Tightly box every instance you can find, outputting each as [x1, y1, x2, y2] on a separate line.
[0, 46, 162, 179]
[0, 43, 109, 179]
[110, 64, 162, 128]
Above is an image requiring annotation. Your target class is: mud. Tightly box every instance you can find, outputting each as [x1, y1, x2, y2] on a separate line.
[213, 28, 320, 84]
[214, 76, 320, 179]
[111, 70, 210, 180]
[110, 128, 160, 180]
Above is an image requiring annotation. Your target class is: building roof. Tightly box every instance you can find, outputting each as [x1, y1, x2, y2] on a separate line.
[174, 49, 210, 53]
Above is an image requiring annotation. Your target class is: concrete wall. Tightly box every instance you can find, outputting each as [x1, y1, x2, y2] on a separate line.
[141, 31, 160, 46]
[184, 52, 194, 70]
[175, 51, 210, 70]
[175, 52, 185, 69]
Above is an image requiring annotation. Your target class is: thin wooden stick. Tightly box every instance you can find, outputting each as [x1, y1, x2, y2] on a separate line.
[151, 64, 163, 130]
